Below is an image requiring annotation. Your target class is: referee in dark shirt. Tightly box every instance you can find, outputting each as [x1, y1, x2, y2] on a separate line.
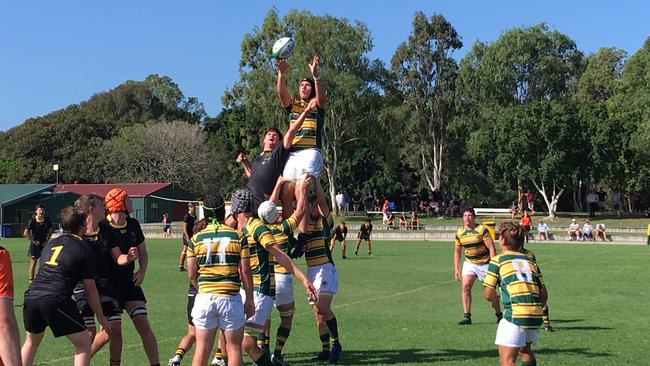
[22, 206, 111, 366]
[329, 222, 349, 259]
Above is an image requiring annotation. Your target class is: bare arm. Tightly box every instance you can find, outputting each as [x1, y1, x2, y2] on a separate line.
[539, 286, 548, 304]
[284, 98, 318, 149]
[269, 176, 288, 204]
[266, 245, 317, 301]
[239, 258, 255, 318]
[276, 59, 292, 108]
[453, 245, 462, 280]
[0, 298, 22, 366]
[309, 55, 326, 108]
[484, 285, 497, 302]
[110, 247, 138, 266]
[132, 241, 148, 286]
[187, 257, 198, 289]
[236, 153, 252, 178]
[484, 237, 496, 258]
[290, 175, 313, 223]
[82, 279, 111, 335]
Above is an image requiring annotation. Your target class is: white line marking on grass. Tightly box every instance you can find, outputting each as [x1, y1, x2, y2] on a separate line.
[39, 337, 178, 364]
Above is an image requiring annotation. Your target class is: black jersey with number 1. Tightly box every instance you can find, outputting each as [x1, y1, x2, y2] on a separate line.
[25, 234, 96, 300]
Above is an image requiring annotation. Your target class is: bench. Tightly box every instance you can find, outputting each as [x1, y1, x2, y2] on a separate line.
[474, 208, 512, 216]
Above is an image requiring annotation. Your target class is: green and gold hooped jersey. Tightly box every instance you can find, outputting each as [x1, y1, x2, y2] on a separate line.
[304, 216, 334, 267]
[455, 224, 491, 265]
[242, 217, 277, 297]
[187, 223, 248, 296]
[287, 99, 324, 151]
[484, 251, 545, 328]
[268, 216, 299, 275]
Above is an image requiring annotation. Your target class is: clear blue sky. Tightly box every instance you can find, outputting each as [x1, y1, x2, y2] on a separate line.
[1, 0, 648, 131]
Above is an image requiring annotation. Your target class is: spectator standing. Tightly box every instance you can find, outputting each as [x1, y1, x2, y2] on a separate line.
[23, 203, 53, 282]
[587, 191, 599, 217]
[611, 191, 622, 216]
[162, 213, 172, 239]
[525, 191, 536, 214]
[335, 192, 345, 217]
[519, 211, 532, 243]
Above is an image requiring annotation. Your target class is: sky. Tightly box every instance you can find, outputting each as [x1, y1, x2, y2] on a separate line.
[1, 0, 648, 131]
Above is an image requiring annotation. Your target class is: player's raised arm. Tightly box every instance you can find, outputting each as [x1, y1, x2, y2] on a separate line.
[284, 98, 318, 149]
[277, 59, 292, 108]
[309, 55, 326, 108]
[236, 152, 252, 177]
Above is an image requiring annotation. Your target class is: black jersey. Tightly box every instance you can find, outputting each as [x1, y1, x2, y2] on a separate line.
[183, 213, 196, 244]
[334, 226, 347, 241]
[358, 223, 373, 238]
[246, 144, 289, 201]
[101, 217, 145, 281]
[27, 217, 52, 244]
[25, 234, 95, 300]
[73, 227, 119, 298]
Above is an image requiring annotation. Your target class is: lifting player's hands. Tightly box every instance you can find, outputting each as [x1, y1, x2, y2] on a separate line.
[303, 279, 318, 304]
[235, 153, 247, 164]
[277, 59, 290, 74]
[126, 246, 139, 263]
[309, 55, 320, 78]
[305, 98, 318, 111]
[132, 269, 145, 287]
[244, 297, 255, 319]
[98, 315, 112, 336]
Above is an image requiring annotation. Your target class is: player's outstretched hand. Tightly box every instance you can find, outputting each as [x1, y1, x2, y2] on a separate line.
[305, 98, 318, 110]
[309, 55, 319, 78]
[99, 315, 112, 336]
[277, 59, 290, 74]
[236, 153, 247, 164]
[304, 280, 318, 304]
[244, 298, 255, 319]
[132, 270, 145, 287]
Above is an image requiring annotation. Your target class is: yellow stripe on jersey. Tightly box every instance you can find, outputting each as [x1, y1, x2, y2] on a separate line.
[289, 99, 323, 150]
[242, 217, 277, 297]
[304, 217, 333, 267]
[268, 216, 299, 274]
[187, 223, 246, 296]
[454, 224, 491, 264]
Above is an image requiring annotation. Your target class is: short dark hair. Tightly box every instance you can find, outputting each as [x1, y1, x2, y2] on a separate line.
[59, 206, 87, 234]
[461, 207, 476, 216]
[74, 194, 102, 213]
[264, 127, 283, 141]
[365, 219, 371, 223]
[35, 203, 45, 211]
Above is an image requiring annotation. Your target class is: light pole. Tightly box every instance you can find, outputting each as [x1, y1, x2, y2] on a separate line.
[53, 164, 59, 185]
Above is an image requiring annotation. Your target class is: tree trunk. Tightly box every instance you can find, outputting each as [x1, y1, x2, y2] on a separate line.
[517, 179, 523, 212]
[531, 179, 565, 219]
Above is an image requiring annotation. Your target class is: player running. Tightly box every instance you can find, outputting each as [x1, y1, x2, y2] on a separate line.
[484, 222, 548, 366]
[453, 207, 502, 325]
[21, 207, 111, 366]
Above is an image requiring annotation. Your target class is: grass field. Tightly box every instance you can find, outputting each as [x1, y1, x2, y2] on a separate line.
[1, 238, 648, 365]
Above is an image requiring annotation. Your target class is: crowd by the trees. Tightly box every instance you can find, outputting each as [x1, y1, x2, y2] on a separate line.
[2, 9, 649, 217]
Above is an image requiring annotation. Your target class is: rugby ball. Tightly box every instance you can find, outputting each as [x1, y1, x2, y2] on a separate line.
[272, 37, 295, 59]
[258, 200, 280, 224]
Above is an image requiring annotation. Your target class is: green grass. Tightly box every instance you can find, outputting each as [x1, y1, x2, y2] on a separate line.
[1, 238, 648, 365]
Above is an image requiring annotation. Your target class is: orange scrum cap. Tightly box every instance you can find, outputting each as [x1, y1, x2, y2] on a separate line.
[105, 188, 128, 213]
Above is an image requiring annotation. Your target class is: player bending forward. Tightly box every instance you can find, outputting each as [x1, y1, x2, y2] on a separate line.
[484, 222, 548, 366]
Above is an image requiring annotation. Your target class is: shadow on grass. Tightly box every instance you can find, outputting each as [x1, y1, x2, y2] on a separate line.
[551, 318, 584, 324]
[557, 325, 614, 331]
[537, 347, 612, 358]
[288, 348, 497, 365]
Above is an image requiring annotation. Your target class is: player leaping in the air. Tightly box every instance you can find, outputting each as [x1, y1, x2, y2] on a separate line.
[276, 55, 329, 224]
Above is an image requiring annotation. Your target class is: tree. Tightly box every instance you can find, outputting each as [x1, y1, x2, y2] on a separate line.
[459, 24, 584, 217]
[102, 121, 228, 194]
[226, 9, 385, 210]
[390, 12, 462, 191]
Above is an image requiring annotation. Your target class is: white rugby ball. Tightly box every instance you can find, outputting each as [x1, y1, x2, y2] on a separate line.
[258, 200, 280, 224]
[272, 37, 295, 59]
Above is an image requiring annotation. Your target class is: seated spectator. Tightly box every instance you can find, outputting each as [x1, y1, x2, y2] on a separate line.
[568, 218, 581, 241]
[447, 202, 458, 217]
[419, 200, 430, 217]
[581, 219, 594, 242]
[519, 210, 532, 243]
[537, 219, 549, 241]
[399, 212, 407, 230]
[410, 211, 420, 230]
[595, 223, 609, 242]
[429, 200, 441, 217]
[386, 212, 395, 229]
[509, 200, 519, 219]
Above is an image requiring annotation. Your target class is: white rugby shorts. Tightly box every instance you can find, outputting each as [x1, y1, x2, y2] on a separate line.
[191, 293, 244, 331]
[495, 318, 539, 347]
[282, 148, 323, 179]
[307, 262, 338, 296]
[461, 260, 489, 281]
[274, 273, 294, 307]
[239, 289, 274, 327]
